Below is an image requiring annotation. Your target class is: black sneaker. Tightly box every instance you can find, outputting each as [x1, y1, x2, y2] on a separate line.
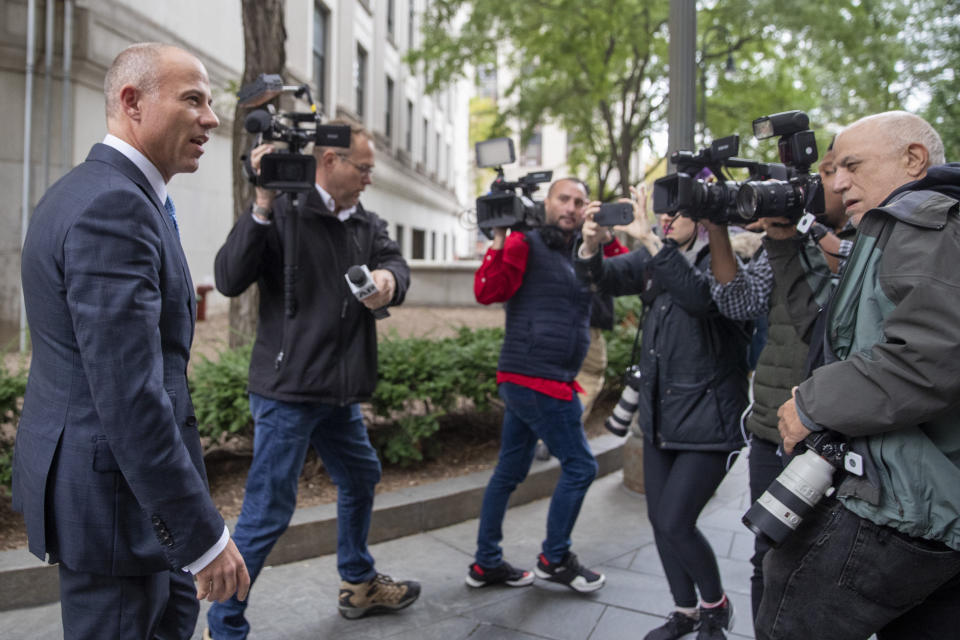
[534, 552, 605, 592]
[465, 561, 535, 588]
[697, 596, 734, 640]
[643, 611, 699, 640]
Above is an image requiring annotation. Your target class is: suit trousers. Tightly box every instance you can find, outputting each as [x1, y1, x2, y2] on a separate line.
[58, 563, 197, 640]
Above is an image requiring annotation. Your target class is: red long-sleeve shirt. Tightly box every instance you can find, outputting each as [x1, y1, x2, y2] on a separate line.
[474, 232, 628, 400]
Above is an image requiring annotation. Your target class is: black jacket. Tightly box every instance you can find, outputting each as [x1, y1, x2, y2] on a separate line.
[576, 241, 749, 451]
[214, 189, 410, 404]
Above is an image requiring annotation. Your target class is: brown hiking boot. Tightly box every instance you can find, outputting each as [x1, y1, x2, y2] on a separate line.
[338, 573, 421, 619]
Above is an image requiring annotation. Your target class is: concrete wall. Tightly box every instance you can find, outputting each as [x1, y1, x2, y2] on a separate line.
[404, 260, 482, 306]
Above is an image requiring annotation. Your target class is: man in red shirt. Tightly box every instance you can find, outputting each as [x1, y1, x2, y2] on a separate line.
[465, 178, 607, 593]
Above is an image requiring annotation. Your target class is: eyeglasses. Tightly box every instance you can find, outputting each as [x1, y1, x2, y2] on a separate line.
[336, 154, 374, 176]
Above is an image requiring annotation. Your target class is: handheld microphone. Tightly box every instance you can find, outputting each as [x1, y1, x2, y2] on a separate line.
[345, 265, 390, 319]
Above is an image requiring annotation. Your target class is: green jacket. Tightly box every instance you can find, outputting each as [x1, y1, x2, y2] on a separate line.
[796, 175, 960, 551]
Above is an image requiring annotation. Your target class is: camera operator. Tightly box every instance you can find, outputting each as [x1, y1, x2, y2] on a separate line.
[466, 177, 607, 593]
[576, 190, 748, 640]
[208, 120, 415, 636]
[755, 111, 960, 640]
[703, 144, 852, 624]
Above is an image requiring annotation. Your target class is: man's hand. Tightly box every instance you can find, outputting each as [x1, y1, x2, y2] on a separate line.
[363, 269, 396, 310]
[490, 227, 508, 250]
[777, 387, 812, 454]
[579, 201, 604, 258]
[761, 216, 800, 241]
[195, 538, 250, 603]
[249, 143, 277, 210]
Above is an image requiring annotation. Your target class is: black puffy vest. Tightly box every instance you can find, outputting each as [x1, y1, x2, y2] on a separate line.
[498, 230, 592, 381]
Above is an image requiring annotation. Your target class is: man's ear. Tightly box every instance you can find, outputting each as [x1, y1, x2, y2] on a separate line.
[318, 148, 339, 172]
[119, 85, 142, 122]
[903, 142, 929, 178]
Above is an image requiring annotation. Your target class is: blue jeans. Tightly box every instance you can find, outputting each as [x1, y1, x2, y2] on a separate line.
[207, 393, 382, 639]
[475, 382, 598, 568]
[756, 497, 960, 640]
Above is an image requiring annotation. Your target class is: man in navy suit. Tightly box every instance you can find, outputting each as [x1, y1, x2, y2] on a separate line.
[14, 43, 249, 639]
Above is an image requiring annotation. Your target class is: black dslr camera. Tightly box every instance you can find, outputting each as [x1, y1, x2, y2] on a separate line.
[474, 137, 552, 239]
[238, 73, 352, 192]
[653, 110, 825, 227]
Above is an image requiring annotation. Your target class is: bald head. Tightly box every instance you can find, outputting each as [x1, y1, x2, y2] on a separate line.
[845, 111, 944, 166]
[832, 111, 943, 222]
[104, 43, 180, 121]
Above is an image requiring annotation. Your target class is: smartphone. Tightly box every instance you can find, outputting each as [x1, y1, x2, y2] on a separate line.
[595, 202, 634, 226]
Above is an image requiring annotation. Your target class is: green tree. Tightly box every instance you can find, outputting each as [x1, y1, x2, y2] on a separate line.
[409, 0, 673, 200]
[228, 0, 287, 347]
[412, 1, 944, 186]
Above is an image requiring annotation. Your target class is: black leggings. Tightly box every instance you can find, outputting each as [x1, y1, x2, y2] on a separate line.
[643, 444, 731, 608]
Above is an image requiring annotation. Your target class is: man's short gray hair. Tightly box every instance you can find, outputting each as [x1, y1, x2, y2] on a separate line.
[103, 43, 170, 119]
[852, 111, 945, 166]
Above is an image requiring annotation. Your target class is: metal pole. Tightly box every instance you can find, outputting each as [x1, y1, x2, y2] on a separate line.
[20, 0, 37, 353]
[62, 0, 74, 171]
[667, 0, 696, 163]
[42, 0, 55, 189]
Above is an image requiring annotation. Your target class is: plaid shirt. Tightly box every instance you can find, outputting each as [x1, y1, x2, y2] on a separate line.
[710, 235, 854, 321]
[709, 250, 775, 321]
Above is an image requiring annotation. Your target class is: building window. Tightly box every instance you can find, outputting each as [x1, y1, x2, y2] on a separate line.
[442, 233, 448, 261]
[395, 223, 404, 256]
[412, 228, 426, 259]
[387, 0, 395, 38]
[521, 129, 543, 167]
[405, 99, 414, 153]
[422, 117, 428, 164]
[445, 142, 451, 182]
[477, 64, 497, 100]
[435, 132, 441, 174]
[431, 231, 437, 260]
[313, 3, 329, 111]
[355, 44, 368, 118]
[385, 76, 395, 139]
[408, 0, 416, 48]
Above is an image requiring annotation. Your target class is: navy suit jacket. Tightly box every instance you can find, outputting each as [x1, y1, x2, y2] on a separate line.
[13, 143, 224, 575]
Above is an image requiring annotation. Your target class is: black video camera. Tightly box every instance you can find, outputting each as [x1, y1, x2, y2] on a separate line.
[238, 74, 352, 192]
[474, 137, 552, 239]
[653, 111, 824, 226]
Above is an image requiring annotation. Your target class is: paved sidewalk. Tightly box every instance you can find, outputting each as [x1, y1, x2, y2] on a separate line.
[0, 452, 757, 640]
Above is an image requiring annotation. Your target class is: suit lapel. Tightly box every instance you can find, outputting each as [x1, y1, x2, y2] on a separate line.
[87, 144, 196, 336]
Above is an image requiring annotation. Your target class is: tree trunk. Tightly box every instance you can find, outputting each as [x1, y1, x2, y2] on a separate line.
[229, 0, 287, 347]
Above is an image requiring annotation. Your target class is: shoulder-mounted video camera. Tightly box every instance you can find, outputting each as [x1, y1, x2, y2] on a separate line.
[474, 137, 552, 239]
[653, 110, 824, 227]
[238, 73, 352, 193]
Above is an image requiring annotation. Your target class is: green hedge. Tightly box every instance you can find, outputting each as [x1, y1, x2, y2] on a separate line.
[0, 301, 645, 489]
[0, 355, 29, 493]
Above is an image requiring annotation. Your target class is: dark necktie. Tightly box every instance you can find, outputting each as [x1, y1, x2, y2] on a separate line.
[164, 196, 180, 238]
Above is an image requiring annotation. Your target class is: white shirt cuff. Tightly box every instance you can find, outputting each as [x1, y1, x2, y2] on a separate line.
[183, 525, 230, 574]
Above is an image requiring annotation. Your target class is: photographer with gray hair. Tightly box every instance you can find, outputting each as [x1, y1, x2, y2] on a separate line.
[756, 111, 960, 639]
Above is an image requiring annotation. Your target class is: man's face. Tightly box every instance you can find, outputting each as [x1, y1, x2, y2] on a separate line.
[136, 49, 219, 182]
[543, 179, 587, 231]
[323, 135, 375, 209]
[832, 121, 913, 225]
[817, 150, 846, 229]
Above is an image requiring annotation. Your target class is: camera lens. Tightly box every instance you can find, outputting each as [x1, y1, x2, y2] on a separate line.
[736, 179, 803, 220]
